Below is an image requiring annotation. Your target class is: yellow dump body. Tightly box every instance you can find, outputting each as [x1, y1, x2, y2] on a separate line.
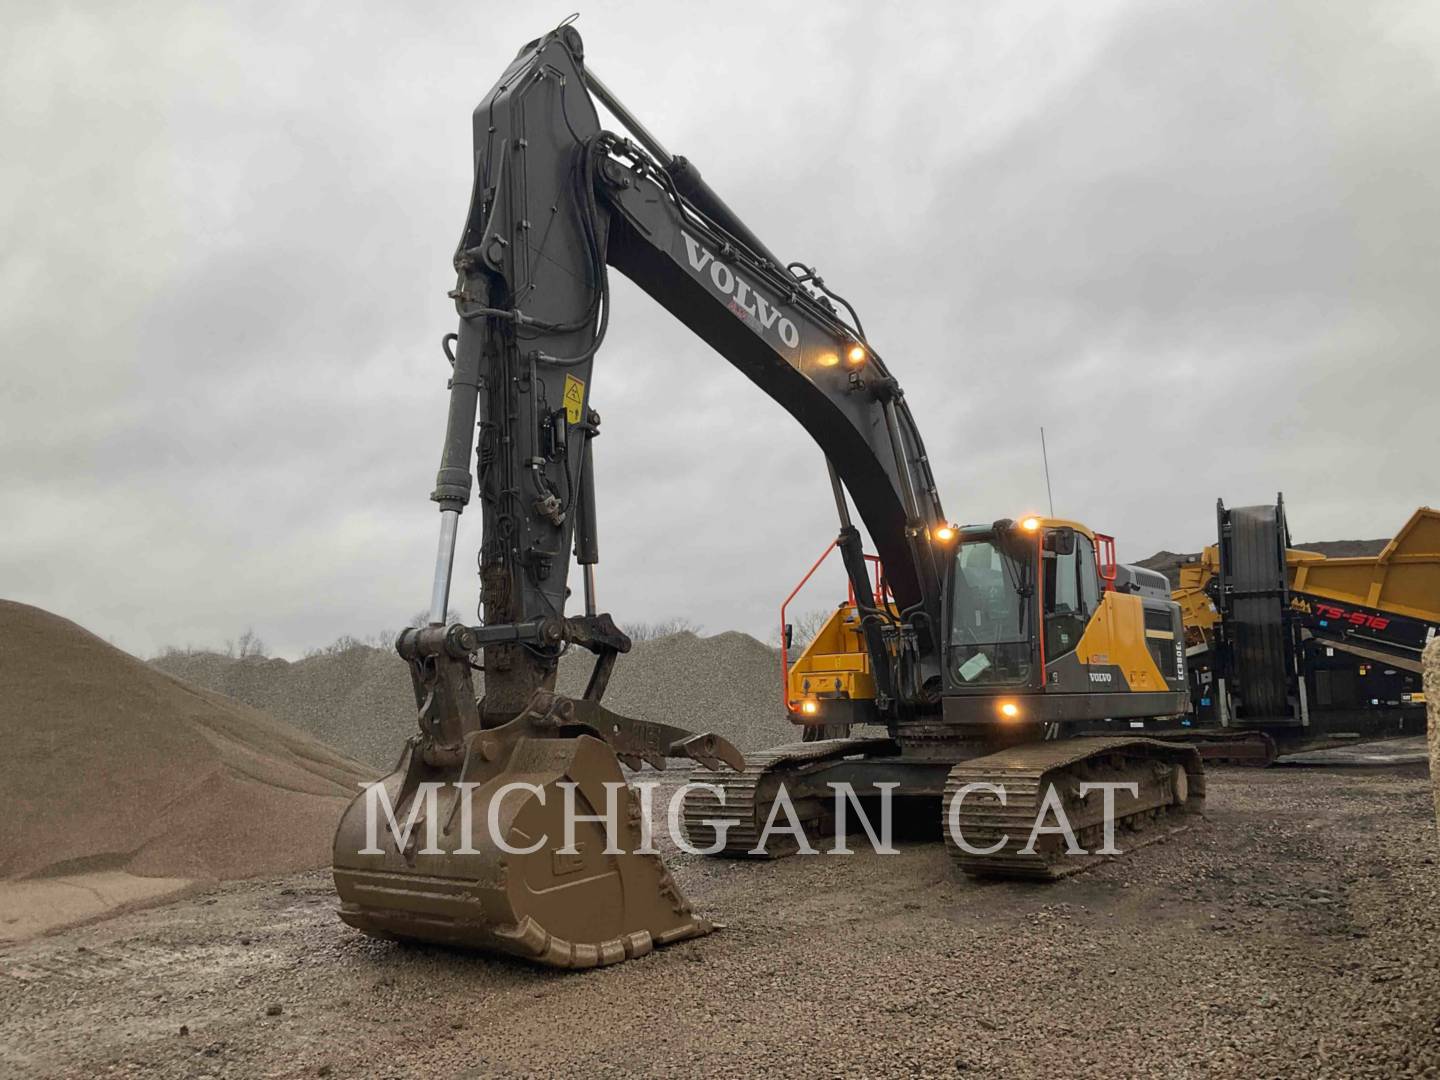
[1173, 506, 1440, 640]
[1288, 507, 1440, 624]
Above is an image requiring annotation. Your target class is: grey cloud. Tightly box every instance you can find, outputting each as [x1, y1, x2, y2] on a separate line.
[2, 1, 1435, 657]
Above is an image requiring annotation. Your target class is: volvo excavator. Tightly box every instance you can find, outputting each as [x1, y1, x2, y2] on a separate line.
[332, 21, 1204, 969]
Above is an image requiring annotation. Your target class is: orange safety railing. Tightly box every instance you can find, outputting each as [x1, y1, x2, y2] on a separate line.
[1095, 532, 1118, 591]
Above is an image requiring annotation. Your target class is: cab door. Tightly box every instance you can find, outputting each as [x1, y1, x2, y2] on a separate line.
[1072, 532, 1109, 685]
[1041, 528, 1108, 688]
[1041, 529, 1083, 661]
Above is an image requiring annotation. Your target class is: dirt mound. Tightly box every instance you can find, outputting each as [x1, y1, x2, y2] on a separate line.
[1138, 539, 1391, 590]
[1297, 538, 1391, 560]
[155, 630, 796, 769]
[154, 646, 414, 773]
[0, 601, 371, 884]
[1134, 551, 1197, 590]
[557, 630, 794, 750]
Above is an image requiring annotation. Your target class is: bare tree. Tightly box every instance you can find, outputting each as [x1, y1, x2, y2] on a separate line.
[155, 643, 202, 659]
[303, 634, 370, 658]
[302, 625, 426, 658]
[408, 608, 464, 628]
[624, 616, 703, 642]
[224, 628, 267, 659]
[775, 607, 834, 651]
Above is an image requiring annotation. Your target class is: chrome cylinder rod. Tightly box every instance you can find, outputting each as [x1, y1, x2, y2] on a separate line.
[583, 564, 598, 617]
[427, 509, 461, 625]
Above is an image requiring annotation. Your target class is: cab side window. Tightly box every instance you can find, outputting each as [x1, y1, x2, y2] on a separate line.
[1044, 546, 1078, 614]
[1075, 535, 1101, 615]
[1043, 530, 1083, 659]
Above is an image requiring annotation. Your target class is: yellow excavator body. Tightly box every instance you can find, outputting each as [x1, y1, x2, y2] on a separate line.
[786, 515, 1180, 717]
[1071, 589, 1175, 693]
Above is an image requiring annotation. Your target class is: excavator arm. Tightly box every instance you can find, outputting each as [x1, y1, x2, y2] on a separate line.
[333, 22, 955, 968]
[432, 23, 948, 722]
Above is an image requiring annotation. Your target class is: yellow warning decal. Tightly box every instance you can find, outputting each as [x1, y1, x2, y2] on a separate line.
[562, 374, 585, 424]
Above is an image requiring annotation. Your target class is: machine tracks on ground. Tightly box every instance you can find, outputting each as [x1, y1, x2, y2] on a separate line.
[943, 736, 1206, 879]
[1142, 728, 1279, 766]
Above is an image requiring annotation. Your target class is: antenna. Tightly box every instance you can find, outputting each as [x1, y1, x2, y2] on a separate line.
[1040, 427, 1055, 517]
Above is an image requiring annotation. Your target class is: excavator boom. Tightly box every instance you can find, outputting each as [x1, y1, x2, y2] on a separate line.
[432, 25, 948, 714]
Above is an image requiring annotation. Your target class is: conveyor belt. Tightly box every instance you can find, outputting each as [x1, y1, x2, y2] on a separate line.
[1223, 503, 1295, 723]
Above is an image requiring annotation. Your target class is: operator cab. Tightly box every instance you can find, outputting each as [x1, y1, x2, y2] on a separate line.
[939, 516, 1184, 725]
[947, 517, 1107, 691]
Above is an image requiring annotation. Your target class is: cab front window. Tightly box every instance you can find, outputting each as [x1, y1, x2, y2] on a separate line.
[948, 532, 1034, 686]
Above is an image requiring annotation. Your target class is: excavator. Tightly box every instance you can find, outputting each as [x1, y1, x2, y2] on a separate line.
[688, 516, 1199, 874]
[332, 20, 1204, 969]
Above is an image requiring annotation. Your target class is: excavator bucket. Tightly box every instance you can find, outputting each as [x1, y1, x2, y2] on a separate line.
[333, 685, 741, 969]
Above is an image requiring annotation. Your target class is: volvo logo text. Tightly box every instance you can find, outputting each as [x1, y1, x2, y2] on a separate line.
[681, 231, 800, 350]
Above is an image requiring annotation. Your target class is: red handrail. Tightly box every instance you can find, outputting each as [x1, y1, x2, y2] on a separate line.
[779, 541, 837, 715]
[1095, 532, 1118, 591]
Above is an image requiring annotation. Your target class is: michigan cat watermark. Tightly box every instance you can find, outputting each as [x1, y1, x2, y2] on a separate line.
[354, 779, 1142, 859]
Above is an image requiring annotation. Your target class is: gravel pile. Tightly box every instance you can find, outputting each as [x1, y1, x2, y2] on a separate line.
[556, 630, 794, 751]
[154, 630, 795, 770]
[153, 647, 415, 772]
[0, 601, 370, 882]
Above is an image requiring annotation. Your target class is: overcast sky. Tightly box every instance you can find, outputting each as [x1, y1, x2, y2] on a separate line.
[3, 1, 1437, 658]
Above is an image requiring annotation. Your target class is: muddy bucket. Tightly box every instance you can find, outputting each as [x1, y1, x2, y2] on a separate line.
[333, 731, 710, 968]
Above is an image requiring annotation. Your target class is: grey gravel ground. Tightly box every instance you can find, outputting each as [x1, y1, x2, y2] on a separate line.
[2, 762, 1437, 1079]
